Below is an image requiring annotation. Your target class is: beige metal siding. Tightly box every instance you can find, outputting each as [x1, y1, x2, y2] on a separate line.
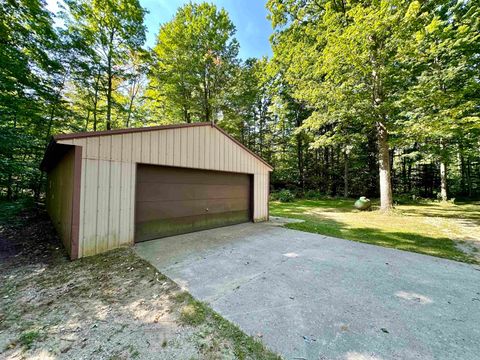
[58, 125, 271, 257]
[46, 148, 75, 255]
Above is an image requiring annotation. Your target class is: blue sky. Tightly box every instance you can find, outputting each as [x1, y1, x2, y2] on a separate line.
[47, 0, 273, 59]
[140, 0, 273, 59]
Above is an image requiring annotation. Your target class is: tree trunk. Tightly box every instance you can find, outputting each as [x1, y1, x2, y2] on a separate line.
[183, 106, 191, 123]
[407, 161, 412, 193]
[35, 93, 59, 200]
[389, 148, 395, 193]
[295, 111, 305, 191]
[466, 158, 472, 197]
[440, 160, 448, 201]
[367, 131, 378, 197]
[125, 75, 140, 128]
[459, 147, 466, 195]
[106, 31, 115, 130]
[296, 134, 304, 191]
[331, 147, 338, 196]
[93, 73, 100, 131]
[324, 148, 329, 194]
[85, 109, 90, 131]
[344, 150, 349, 198]
[6, 116, 17, 200]
[376, 121, 393, 211]
[439, 140, 448, 201]
[125, 95, 135, 128]
[203, 68, 210, 122]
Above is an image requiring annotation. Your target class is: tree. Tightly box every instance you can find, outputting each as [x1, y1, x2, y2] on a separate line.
[114, 49, 149, 127]
[267, 0, 425, 210]
[398, 1, 480, 201]
[65, 0, 146, 130]
[149, 2, 239, 123]
[2, 0, 479, 201]
[0, 0, 63, 199]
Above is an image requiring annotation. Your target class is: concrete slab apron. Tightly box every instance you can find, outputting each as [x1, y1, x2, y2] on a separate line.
[135, 223, 480, 360]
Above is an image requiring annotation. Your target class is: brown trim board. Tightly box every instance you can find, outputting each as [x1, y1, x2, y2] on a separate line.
[53, 122, 209, 140]
[267, 171, 270, 221]
[133, 163, 139, 245]
[249, 173, 254, 221]
[70, 145, 82, 260]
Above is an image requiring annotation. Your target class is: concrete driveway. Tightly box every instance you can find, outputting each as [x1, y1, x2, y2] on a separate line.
[135, 222, 480, 360]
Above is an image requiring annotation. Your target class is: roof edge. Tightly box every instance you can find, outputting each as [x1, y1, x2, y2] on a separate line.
[40, 139, 75, 172]
[53, 122, 210, 141]
[51, 122, 273, 170]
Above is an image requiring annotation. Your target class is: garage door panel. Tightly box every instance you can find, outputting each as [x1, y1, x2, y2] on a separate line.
[137, 183, 207, 202]
[206, 184, 249, 199]
[136, 214, 208, 241]
[137, 184, 248, 202]
[137, 166, 249, 186]
[136, 199, 208, 221]
[135, 165, 251, 242]
[205, 210, 250, 228]
[207, 197, 249, 213]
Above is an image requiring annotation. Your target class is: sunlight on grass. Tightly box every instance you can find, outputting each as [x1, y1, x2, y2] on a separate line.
[270, 199, 480, 264]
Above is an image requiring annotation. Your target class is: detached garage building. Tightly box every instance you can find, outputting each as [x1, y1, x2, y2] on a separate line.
[41, 122, 272, 259]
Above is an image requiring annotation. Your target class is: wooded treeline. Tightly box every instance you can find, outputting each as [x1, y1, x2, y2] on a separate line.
[1, 0, 479, 207]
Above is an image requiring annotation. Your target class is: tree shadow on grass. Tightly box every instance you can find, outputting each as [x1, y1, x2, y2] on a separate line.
[271, 199, 363, 216]
[402, 204, 480, 224]
[273, 199, 480, 222]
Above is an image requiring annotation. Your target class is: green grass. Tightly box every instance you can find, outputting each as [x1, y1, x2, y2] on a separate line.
[270, 198, 480, 264]
[178, 299, 207, 326]
[173, 291, 280, 360]
[18, 330, 41, 349]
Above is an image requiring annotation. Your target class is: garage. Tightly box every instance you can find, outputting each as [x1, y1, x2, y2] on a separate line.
[135, 165, 252, 241]
[40, 122, 272, 259]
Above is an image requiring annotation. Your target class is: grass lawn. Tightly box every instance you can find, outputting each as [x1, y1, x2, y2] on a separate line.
[270, 198, 480, 264]
[0, 203, 280, 360]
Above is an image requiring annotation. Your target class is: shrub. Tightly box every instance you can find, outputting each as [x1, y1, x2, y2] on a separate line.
[269, 191, 280, 201]
[277, 189, 295, 203]
[304, 190, 322, 199]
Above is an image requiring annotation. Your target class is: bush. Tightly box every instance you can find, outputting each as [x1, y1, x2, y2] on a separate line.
[277, 189, 295, 203]
[304, 190, 322, 199]
[269, 192, 280, 201]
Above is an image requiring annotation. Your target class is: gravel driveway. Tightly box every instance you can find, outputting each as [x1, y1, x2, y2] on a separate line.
[135, 222, 480, 360]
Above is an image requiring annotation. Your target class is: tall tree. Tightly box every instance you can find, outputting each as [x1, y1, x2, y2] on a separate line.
[65, 0, 146, 130]
[398, 0, 480, 201]
[268, 0, 426, 210]
[0, 0, 63, 199]
[149, 2, 239, 124]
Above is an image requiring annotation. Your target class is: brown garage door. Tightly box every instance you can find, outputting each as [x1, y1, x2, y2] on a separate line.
[135, 165, 252, 242]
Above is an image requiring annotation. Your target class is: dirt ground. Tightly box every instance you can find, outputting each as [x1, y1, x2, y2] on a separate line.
[0, 206, 279, 360]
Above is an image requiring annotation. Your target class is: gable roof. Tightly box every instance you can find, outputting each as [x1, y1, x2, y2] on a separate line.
[43, 122, 273, 171]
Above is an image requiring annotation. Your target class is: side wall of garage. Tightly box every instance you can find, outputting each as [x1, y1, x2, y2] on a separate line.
[57, 124, 271, 258]
[46, 148, 75, 256]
